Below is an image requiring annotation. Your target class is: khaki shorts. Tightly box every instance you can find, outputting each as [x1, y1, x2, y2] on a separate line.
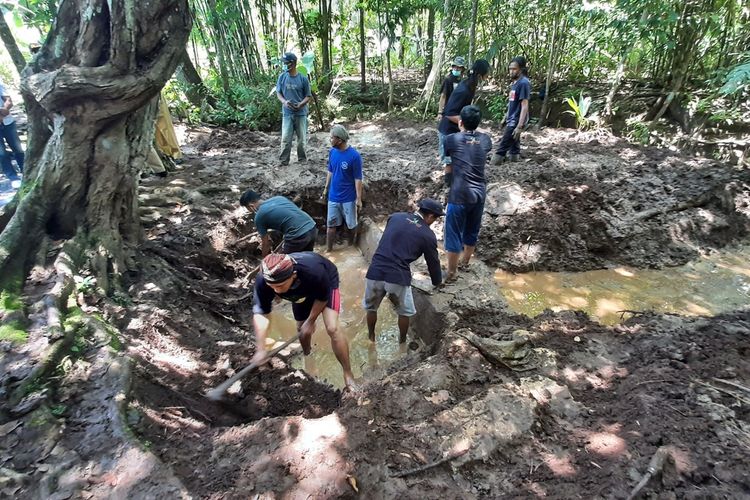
[362, 279, 416, 317]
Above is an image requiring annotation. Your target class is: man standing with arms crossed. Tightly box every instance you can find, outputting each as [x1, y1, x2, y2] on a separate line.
[323, 125, 363, 251]
[363, 199, 445, 344]
[277, 52, 312, 166]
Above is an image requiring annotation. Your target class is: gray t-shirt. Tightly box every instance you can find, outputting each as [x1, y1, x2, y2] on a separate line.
[0, 81, 15, 126]
[276, 72, 311, 117]
[255, 196, 316, 239]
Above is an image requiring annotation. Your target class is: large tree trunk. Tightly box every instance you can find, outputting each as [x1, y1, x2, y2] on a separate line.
[359, 7, 367, 92]
[468, 0, 478, 64]
[420, 0, 450, 110]
[423, 6, 435, 85]
[0, 0, 190, 290]
[538, 0, 562, 127]
[177, 48, 217, 108]
[0, 12, 26, 74]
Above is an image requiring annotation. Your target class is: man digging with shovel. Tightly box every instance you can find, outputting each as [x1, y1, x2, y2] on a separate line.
[250, 252, 356, 390]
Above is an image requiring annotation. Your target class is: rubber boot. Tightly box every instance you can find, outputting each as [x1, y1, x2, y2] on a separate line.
[509, 153, 521, 162]
[490, 154, 506, 166]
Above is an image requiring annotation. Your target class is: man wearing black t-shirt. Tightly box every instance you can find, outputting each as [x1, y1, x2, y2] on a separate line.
[437, 56, 466, 119]
[252, 252, 355, 389]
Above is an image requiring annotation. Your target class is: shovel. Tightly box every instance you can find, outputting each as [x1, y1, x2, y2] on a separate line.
[205, 331, 303, 401]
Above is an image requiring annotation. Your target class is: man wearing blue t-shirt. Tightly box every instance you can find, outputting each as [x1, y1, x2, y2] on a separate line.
[276, 52, 312, 166]
[492, 56, 530, 164]
[323, 124, 363, 251]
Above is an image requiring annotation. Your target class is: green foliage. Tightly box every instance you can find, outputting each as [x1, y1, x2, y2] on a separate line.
[565, 92, 593, 129]
[162, 79, 201, 123]
[720, 57, 750, 96]
[74, 275, 96, 294]
[0, 321, 27, 343]
[207, 73, 281, 130]
[485, 93, 509, 122]
[1, 290, 23, 311]
[625, 120, 651, 145]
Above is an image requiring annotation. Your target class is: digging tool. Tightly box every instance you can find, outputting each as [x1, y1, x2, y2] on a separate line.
[205, 331, 303, 401]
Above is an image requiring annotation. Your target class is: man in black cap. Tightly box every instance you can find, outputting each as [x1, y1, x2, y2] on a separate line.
[363, 199, 444, 345]
[240, 190, 318, 256]
[252, 252, 356, 389]
[276, 52, 312, 166]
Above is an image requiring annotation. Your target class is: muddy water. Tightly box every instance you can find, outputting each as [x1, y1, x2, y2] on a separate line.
[266, 247, 404, 388]
[495, 245, 750, 325]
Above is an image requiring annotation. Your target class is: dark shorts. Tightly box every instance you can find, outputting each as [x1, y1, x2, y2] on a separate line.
[444, 201, 484, 253]
[283, 227, 318, 253]
[291, 288, 341, 321]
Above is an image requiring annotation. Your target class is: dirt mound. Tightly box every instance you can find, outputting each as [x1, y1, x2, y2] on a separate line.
[481, 129, 750, 271]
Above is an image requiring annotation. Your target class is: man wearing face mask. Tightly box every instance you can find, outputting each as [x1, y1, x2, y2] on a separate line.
[437, 56, 466, 121]
[276, 52, 312, 166]
[438, 59, 491, 188]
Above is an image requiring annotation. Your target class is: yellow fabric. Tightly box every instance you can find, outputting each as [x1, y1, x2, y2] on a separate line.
[154, 95, 182, 159]
[145, 145, 166, 173]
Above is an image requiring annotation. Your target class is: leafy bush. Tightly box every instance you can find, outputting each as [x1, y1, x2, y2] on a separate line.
[208, 74, 282, 131]
[565, 92, 593, 129]
[485, 93, 509, 121]
[720, 56, 750, 96]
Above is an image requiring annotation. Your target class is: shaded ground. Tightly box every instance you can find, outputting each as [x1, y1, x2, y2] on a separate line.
[2, 121, 748, 498]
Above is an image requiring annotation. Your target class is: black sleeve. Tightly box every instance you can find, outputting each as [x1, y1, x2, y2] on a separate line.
[439, 78, 449, 96]
[252, 278, 275, 315]
[423, 232, 443, 286]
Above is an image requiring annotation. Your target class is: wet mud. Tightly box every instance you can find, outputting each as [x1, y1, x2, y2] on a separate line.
[114, 122, 749, 498]
[5, 121, 747, 498]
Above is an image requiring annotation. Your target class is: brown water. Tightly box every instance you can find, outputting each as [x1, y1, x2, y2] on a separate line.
[495, 245, 750, 325]
[267, 247, 405, 388]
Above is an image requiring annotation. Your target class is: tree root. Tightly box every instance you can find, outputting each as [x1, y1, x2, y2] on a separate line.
[626, 446, 671, 500]
[390, 448, 469, 478]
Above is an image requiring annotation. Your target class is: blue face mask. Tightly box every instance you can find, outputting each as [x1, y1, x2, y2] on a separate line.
[282, 63, 289, 72]
[452, 69, 461, 77]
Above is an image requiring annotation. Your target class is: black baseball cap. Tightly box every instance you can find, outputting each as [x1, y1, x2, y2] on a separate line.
[282, 52, 298, 63]
[418, 198, 445, 216]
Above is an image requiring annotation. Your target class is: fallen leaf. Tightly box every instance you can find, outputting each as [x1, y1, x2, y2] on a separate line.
[346, 475, 359, 493]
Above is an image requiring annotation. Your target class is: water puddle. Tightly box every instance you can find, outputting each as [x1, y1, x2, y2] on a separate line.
[495, 245, 750, 325]
[267, 247, 405, 388]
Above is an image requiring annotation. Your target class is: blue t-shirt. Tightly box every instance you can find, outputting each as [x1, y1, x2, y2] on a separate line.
[254, 196, 316, 239]
[438, 80, 474, 135]
[327, 146, 363, 203]
[253, 252, 339, 315]
[445, 131, 492, 205]
[366, 212, 442, 286]
[505, 76, 531, 128]
[276, 72, 311, 116]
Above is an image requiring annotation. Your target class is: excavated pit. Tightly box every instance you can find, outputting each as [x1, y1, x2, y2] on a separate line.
[117, 123, 750, 498]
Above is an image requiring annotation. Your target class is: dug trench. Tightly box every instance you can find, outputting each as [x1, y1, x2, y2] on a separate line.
[5, 122, 747, 497]
[114, 123, 750, 498]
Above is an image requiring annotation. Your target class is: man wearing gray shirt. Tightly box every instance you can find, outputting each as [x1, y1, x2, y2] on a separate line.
[0, 80, 24, 183]
[276, 52, 312, 166]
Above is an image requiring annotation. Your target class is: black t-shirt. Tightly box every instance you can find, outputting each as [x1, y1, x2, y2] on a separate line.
[440, 74, 461, 103]
[366, 212, 442, 286]
[438, 80, 474, 135]
[253, 252, 339, 315]
[445, 131, 492, 205]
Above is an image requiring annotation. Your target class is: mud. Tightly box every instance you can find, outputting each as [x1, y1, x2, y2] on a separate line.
[3, 121, 749, 498]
